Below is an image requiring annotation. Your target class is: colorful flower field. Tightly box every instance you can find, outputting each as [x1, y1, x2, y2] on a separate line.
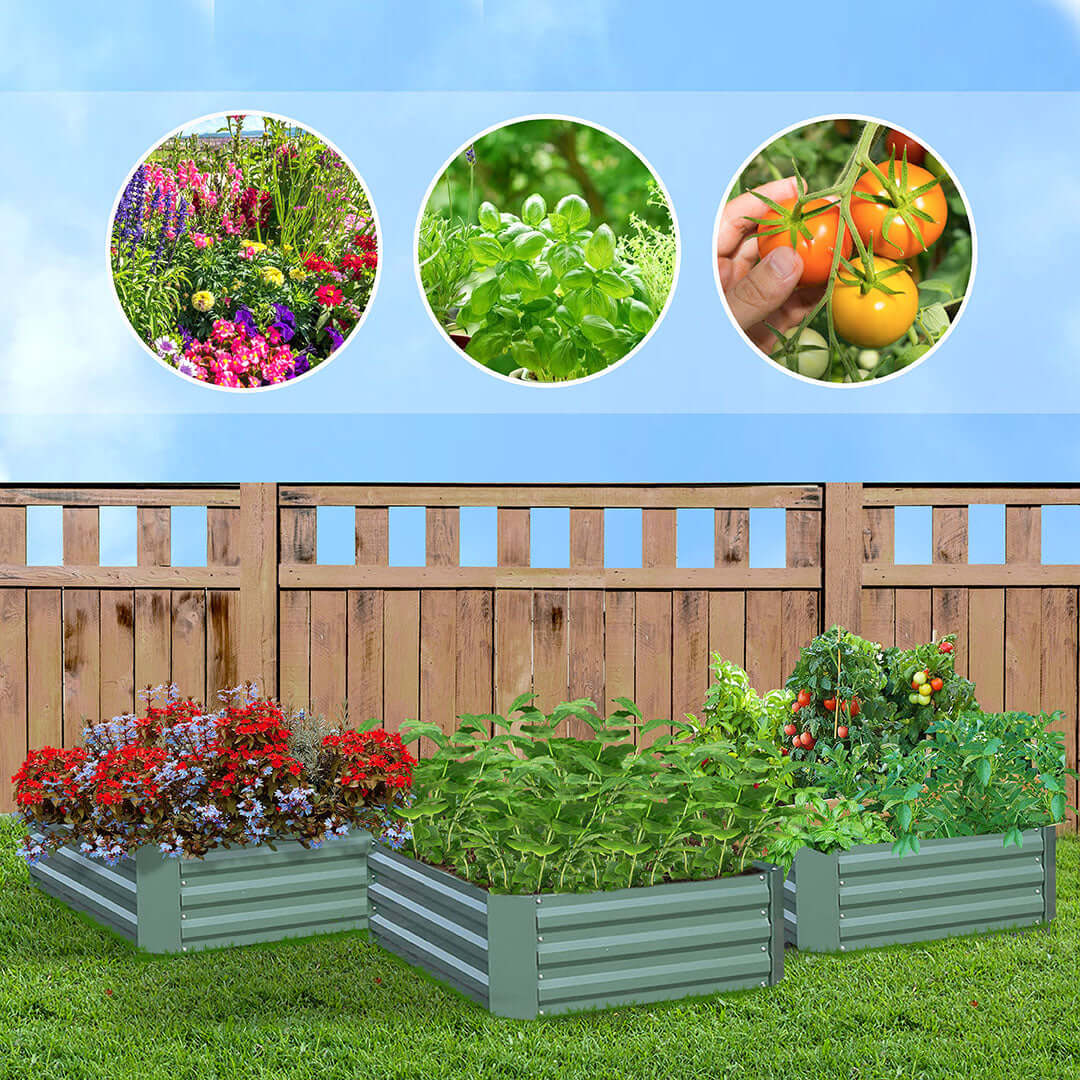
[110, 114, 378, 389]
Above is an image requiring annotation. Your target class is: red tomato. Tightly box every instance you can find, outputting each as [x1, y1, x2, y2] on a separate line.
[780, 747, 789, 756]
[849, 698, 860, 717]
[851, 161, 948, 258]
[756, 197, 852, 286]
[931, 677, 944, 692]
[791, 735, 802, 748]
[837, 725, 849, 739]
[940, 641, 955, 654]
[797, 689, 812, 707]
[824, 698, 837, 712]
[784, 723, 798, 737]
[801, 733, 816, 750]
[884, 129, 926, 166]
[792, 702, 802, 714]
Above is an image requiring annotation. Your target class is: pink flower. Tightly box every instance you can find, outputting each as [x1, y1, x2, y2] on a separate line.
[315, 285, 343, 307]
[191, 232, 212, 249]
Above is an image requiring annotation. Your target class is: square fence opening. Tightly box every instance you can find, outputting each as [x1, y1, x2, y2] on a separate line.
[316, 505, 356, 565]
[894, 505, 932, 564]
[26, 506, 62, 566]
[388, 506, 426, 567]
[967, 504, 1005, 564]
[748, 508, 785, 568]
[530, 508, 569, 568]
[604, 508, 642, 568]
[170, 506, 208, 567]
[459, 506, 497, 567]
[676, 508, 714, 568]
[1042, 505, 1080, 563]
[99, 506, 137, 566]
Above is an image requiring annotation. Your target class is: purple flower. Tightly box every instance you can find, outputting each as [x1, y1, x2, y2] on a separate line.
[465, 144, 476, 164]
[271, 302, 295, 328]
[233, 306, 258, 335]
[270, 321, 295, 343]
[293, 351, 311, 376]
[324, 325, 344, 351]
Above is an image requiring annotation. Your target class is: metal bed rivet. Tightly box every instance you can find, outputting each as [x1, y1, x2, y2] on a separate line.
[1035, 888, 1041, 895]
[537, 936, 543, 942]
[538, 973, 543, 979]
[840, 913, 845, 919]
[840, 945, 846, 951]
[839, 880, 845, 886]
[538, 1010, 545, 1016]
[759, 981, 766, 987]
[758, 874, 765, 880]
[180, 880, 186, 886]
[760, 945, 767, 952]
[536, 898, 542, 905]
[760, 909, 767, 916]
[182, 947, 187, 952]
[181, 914, 186, 920]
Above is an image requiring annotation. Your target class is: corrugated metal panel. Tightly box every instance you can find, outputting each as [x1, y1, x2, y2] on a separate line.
[534, 874, 774, 1015]
[838, 831, 1048, 949]
[29, 840, 137, 944]
[369, 846, 490, 1007]
[178, 835, 369, 951]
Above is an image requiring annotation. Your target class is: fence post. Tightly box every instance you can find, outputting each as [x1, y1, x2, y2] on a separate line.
[823, 483, 863, 633]
[239, 483, 279, 698]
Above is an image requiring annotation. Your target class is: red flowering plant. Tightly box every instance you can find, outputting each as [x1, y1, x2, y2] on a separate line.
[12, 683, 414, 867]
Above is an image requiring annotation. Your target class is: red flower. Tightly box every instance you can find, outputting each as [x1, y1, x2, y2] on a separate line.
[315, 285, 343, 307]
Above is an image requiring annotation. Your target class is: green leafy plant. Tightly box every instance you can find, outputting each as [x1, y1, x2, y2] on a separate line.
[882, 634, 977, 747]
[769, 790, 895, 867]
[860, 710, 1078, 856]
[782, 626, 895, 766]
[452, 192, 663, 381]
[616, 182, 678, 313]
[395, 694, 800, 893]
[417, 211, 475, 327]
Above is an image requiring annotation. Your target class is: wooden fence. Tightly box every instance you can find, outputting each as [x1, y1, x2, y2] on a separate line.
[0, 482, 1076, 828]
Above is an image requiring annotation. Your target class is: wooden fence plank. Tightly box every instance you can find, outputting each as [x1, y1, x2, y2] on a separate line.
[861, 589, 895, 648]
[862, 506, 894, 565]
[171, 590, 206, 705]
[709, 592, 745, 667]
[426, 507, 460, 567]
[207, 591, 239, 700]
[824, 483, 862, 632]
[0, 589, 27, 812]
[635, 592, 671, 737]
[782, 591, 819, 683]
[715, 509, 748, 566]
[63, 507, 99, 566]
[967, 589, 1005, 712]
[347, 590, 384, 724]
[310, 590, 347, 724]
[207, 508, 241, 567]
[746, 591, 783, 691]
[1041, 588, 1078, 828]
[355, 507, 389, 565]
[28, 590, 63, 749]
[279, 507, 315, 564]
[456, 590, 493, 716]
[894, 589, 932, 648]
[1006, 506, 1042, 564]
[135, 591, 171, 696]
[1005, 589, 1042, 712]
[532, 590, 569, 719]
[672, 590, 709, 724]
[383, 591, 420, 735]
[568, 509, 604, 732]
[932, 506, 969, 672]
[495, 509, 531, 719]
[240, 483, 278, 696]
[0, 507, 26, 562]
[1, 487, 238, 507]
[63, 590, 100, 743]
[420, 589, 457, 749]
[867, 487, 1080, 507]
[99, 591, 134, 719]
[279, 591, 311, 713]
[786, 510, 821, 568]
[604, 591, 636, 716]
[137, 507, 171, 566]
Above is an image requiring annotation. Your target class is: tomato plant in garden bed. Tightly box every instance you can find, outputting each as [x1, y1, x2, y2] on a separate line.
[11, 684, 413, 866]
[394, 696, 801, 893]
[419, 125, 676, 382]
[727, 117, 972, 382]
[110, 114, 378, 388]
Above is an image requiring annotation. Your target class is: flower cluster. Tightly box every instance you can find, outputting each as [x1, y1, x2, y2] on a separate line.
[11, 684, 414, 867]
[110, 114, 379, 390]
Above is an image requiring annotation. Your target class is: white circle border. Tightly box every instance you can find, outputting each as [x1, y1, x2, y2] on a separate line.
[106, 109, 384, 395]
[711, 112, 978, 390]
[412, 112, 682, 389]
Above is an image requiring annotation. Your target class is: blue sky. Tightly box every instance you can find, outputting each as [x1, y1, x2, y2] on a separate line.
[1, 4, 1080, 489]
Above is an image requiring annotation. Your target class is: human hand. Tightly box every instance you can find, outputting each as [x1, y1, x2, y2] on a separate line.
[716, 177, 825, 352]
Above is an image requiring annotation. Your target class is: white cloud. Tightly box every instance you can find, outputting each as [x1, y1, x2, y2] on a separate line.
[1045, 0, 1080, 30]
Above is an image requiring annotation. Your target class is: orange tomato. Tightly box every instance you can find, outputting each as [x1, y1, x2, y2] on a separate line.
[756, 197, 852, 286]
[851, 161, 947, 258]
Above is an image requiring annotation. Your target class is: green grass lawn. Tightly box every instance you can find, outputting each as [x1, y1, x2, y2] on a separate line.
[2, 817, 1078, 1080]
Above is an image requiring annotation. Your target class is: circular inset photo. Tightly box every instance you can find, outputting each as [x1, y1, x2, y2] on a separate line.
[416, 115, 678, 385]
[109, 112, 380, 390]
[714, 116, 974, 385]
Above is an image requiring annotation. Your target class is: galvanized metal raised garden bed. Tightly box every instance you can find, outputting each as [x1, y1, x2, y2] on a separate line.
[29, 832, 370, 952]
[368, 845, 785, 1018]
[784, 826, 1057, 953]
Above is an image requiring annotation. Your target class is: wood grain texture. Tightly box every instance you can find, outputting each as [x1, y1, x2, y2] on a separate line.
[708, 591, 745, 667]
[894, 589, 932, 648]
[426, 508, 460, 567]
[1005, 588, 1041, 712]
[63, 508, 99, 566]
[782, 590, 819, 681]
[355, 507, 389, 566]
[347, 590, 384, 724]
[532, 589, 569, 720]
[137, 507, 171, 567]
[63, 589, 100, 742]
[279, 507, 316, 565]
[786, 510, 821, 568]
[420, 589, 457, 751]
[383, 590, 420, 736]
[824, 483, 862, 632]
[567, 509, 604, 733]
[1040, 588, 1078, 828]
[0, 589, 27, 813]
[672, 590, 708, 725]
[27, 590, 63, 748]
[861, 589, 895, 648]
[239, 483, 278, 697]
[715, 509, 749, 567]
[170, 590, 206, 706]
[455, 590, 493, 717]
[862, 507, 894, 565]
[310, 590, 347, 724]
[207, 590, 239, 699]
[642, 509, 676, 568]
[635, 590, 672, 740]
[0, 566, 238, 587]
[134, 591, 171, 695]
[0, 507, 26, 563]
[278, 590, 311, 713]
[867, 487, 1080, 507]
[967, 589, 1005, 712]
[207, 508, 241, 567]
[1006, 506, 1042, 564]
[746, 591, 783, 691]
[0, 487, 238, 507]
[99, 591, 135, 718]
[604, 591, 636, 716]
[495, 590, 532, 718]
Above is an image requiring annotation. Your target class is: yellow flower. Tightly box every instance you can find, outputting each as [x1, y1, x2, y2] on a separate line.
[289, 267, 307, 282]
[261, 266, 285, 287]
[243, 240, 267, 254]
[283, 243, 293, 253]
[231, 279, 242, 290]
[191, 290, 214, 313]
